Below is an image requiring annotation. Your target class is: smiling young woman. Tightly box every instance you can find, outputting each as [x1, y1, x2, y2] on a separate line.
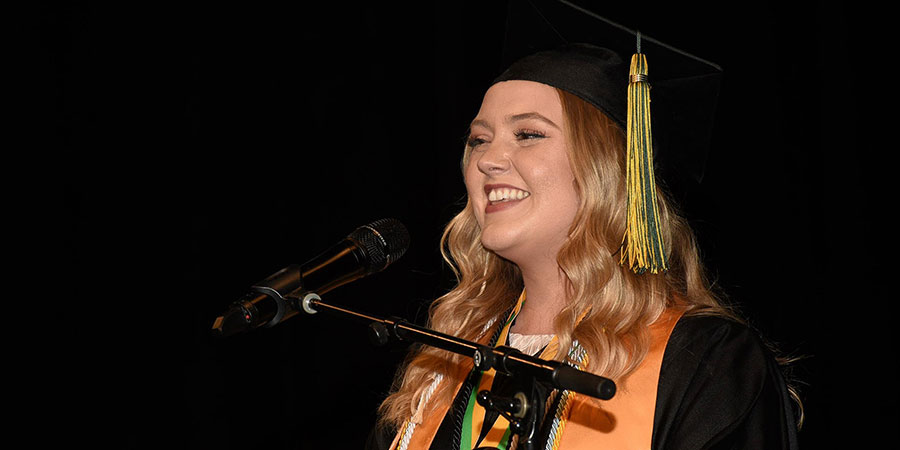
[369, 77, 779, 449]
[367, 8, 800, 449]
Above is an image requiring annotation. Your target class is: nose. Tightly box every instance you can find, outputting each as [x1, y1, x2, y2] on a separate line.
[475, 141, 511, 175]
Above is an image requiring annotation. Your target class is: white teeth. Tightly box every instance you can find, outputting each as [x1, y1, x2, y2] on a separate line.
[488, 187, 530, 203]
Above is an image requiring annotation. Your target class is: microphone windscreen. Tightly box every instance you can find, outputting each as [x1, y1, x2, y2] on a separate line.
[349, 218, 410, 272]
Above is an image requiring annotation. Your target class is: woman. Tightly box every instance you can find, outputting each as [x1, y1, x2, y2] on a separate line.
[368, 43, 800, 450]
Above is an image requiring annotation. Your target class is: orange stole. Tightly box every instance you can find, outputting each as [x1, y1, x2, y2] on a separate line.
[554, 308, 683, 450]
[392, 296, 526, 450]
[392, 315, 516, 450]
[392, 306, 684, 450]
[466, 304, 523, 449]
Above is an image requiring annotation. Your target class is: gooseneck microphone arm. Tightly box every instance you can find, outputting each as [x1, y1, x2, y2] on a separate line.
[294, 292, 615, 450]
[295, 291, 616, 401]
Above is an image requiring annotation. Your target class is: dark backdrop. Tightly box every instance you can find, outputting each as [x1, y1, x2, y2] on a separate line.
[41, 0, 894, 448]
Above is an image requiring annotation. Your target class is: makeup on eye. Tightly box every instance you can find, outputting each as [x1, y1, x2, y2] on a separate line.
[466, 128, 547, 150]
[467, 111, 557, 147]
[514, 128, 547, 141]
[466, 134, 487, 149]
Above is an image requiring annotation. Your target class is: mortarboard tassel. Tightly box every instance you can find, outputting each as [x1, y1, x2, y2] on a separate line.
[621, 35, 668, 274]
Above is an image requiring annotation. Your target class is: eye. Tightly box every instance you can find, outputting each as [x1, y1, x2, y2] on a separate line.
[514, 129, 546, 141]
[466, 135, 488, 149]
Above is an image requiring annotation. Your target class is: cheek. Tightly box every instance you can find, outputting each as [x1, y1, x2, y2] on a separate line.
[531, 158, 575, 194]
[531, 158, 579, 215]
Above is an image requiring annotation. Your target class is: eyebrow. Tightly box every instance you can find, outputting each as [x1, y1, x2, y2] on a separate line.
[469, 112, 562, 132]
[508, 112, 561, 130]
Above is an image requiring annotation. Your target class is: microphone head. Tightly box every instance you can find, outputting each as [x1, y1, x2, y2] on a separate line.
[349, 218, 410, 272]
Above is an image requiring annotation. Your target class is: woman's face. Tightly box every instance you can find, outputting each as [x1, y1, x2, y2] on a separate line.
[465, 80, 579, 267]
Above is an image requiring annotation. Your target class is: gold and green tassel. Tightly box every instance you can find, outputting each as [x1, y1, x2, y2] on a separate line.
[620, 46, 668, 274]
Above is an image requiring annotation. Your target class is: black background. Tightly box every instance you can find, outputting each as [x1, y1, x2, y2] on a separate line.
[39, 0, 895, 448]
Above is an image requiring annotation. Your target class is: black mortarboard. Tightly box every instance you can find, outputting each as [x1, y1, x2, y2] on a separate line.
[490, 0, 723, 273]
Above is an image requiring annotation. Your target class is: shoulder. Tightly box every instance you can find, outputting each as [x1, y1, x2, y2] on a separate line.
[660, 314, 772, 405]
[665, 314, 768, 364]
[663, 316, 773, 373]
[652, 314, 798, 449]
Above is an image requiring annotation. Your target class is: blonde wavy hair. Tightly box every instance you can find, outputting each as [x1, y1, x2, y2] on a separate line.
[377, 88, 735, 430]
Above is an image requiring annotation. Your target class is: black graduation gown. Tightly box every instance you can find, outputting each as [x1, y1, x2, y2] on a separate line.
[366, 315, 800, 450]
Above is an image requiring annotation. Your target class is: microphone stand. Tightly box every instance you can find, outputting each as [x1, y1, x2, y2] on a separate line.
[288, 290, 616, 450]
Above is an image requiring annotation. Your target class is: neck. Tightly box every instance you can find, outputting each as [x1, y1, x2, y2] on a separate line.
[512, 258, 569, 335]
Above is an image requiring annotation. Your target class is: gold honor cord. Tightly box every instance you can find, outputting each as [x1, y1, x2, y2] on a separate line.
[465, 304, 592, 450]
[394, 295, 597, 449]
[543, 342, 589, 450]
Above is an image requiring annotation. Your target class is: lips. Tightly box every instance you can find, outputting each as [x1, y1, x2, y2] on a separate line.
[484, 184, 530, 213]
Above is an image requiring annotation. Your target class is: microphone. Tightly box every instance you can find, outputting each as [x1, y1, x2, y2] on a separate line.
[211, 218, 410, 337]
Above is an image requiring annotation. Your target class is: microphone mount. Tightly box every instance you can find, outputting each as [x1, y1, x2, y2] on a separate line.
[294, 290, 616, 450]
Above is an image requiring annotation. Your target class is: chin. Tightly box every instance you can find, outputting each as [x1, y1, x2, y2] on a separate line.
[479, 227, 524, 262]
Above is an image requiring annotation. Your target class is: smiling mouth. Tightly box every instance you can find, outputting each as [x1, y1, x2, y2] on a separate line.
[487, 187, 531, 204]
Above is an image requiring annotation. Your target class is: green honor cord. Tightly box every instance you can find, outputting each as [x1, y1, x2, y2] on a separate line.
[460, 308, 520, 450]
[460, 370, 512, 450]
[460, 371, 480, 450]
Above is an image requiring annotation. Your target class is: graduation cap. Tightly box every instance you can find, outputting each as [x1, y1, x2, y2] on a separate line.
[491, 0, 723, 273]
